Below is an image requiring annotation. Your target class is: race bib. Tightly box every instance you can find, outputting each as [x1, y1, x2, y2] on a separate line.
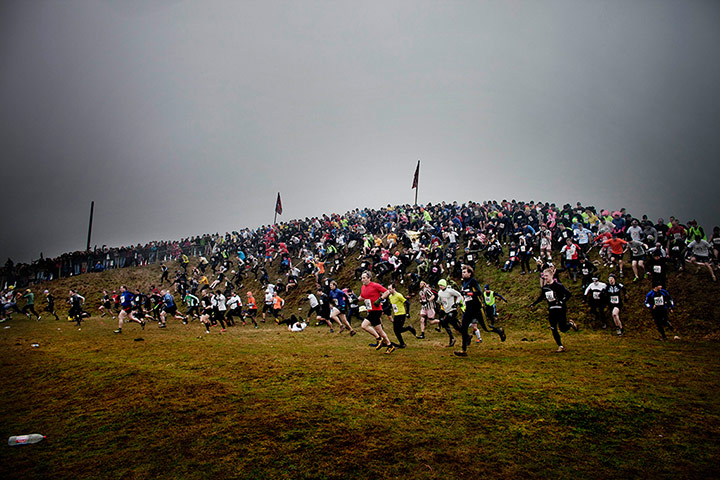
[654, 266, 661, 273]
[520, 246, 526, 252]
[467, 255, 473, 261]
[392, 304, 398, 313]
[654, 297, 664, 306]
[464, 295, 473, 303]
[364, 299, 372, 310]
[545, 290, 556, 302]
[592, 291, 600, 300]
[610, 295, 619, 304]
[566, 251, 573, 259]
[582, 269, 589, 275]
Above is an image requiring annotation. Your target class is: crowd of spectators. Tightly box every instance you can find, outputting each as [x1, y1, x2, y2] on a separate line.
[2, 199, 718, 293]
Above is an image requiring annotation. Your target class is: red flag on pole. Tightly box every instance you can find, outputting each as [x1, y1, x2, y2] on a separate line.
[412, 161, 420, 189]
[275, 192, 283, 215]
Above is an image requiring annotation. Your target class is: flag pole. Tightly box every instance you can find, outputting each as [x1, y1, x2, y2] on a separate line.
[413, 160, 420, 206]
[86, 201, 94, 251]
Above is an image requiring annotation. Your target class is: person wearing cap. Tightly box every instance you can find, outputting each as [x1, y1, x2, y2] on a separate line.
[583, 277, 608, 329]
[42, 290, 60, 321]
[21, 289, 41, 321]
[606, 274, 626, 335]
[529, 266, 578, 353]
[436, 278, 463, 349]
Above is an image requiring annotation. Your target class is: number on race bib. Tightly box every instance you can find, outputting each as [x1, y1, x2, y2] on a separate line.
[654, 297, 664, 306]
[545, 291, 556, 302]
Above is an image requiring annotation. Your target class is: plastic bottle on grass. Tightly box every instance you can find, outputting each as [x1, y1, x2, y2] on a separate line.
[8, 434, 46, 446]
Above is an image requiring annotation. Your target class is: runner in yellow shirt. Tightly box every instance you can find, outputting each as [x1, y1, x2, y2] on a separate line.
[387, 284, 416, 349]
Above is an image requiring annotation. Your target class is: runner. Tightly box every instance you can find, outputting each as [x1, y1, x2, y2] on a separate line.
[328, 280, 356, 336]
[603, 233, 628, 277]
[416, 280, 437, 339]
[583, 277, 608, 329]
[357, 270, 393, 353]
[160, 289, 186, 328]
[436, 279, 463, 349]
[387, 283, 415, 348]
[560, 237, 581, 282]
[271, 291, 285, 324]
[114, 285, 144, 333]
[184, 291, 200, 320]
[456, 266, 498, 357]
[98, 289, 115, 318]
[606, 274, 626, 335]
[644, 284, 675, 341]
[244, 291, 258, 328]
[20, 289, 40, 321]
[212, 290, 228, 331]
[528, 267, 578, 353]
[226, 291, 243, 326]
[480, 283, 508, 342]
[42, 290, 60, 320]
[199, 290, 213, 334]
[686, 237, 717, 282]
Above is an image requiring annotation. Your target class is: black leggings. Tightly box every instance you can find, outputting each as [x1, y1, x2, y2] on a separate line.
[589, 302, 607, 327]
[441, 311, 468, 347]
[548, 308, 571, 346]
[392, 315, 414, 346]
[651, 309, 671, 339]
[481, 306, 505, 337]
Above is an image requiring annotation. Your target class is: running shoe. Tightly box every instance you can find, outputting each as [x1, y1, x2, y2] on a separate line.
[448, 337, 456, 347]
[454, 350, 468, 357]
[349, 330, 356, 337]
[113, 328, 122, 334]
[475, 337, 482, 343]
[499, 327, 506, 342]
[385, 345, 395, 354]
[555, 346, 566, 353]
[141, 320, 146, 330]
[569, 320, 579, 332]
[375, 341, 385, 351]
[416, 333, 425, 339]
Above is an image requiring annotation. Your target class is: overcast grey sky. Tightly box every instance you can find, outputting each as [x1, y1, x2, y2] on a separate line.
[2, 0, 719, 262]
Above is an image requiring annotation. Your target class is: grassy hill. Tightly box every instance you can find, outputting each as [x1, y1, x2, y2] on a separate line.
[1, 249, 719, 479]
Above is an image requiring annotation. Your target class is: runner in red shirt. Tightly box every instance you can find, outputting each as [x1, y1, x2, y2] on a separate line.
[603, 234, 628, 277]
[357, 270, 393, 352]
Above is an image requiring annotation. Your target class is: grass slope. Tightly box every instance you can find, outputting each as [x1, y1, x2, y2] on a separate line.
[1, 251, 719, 479]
